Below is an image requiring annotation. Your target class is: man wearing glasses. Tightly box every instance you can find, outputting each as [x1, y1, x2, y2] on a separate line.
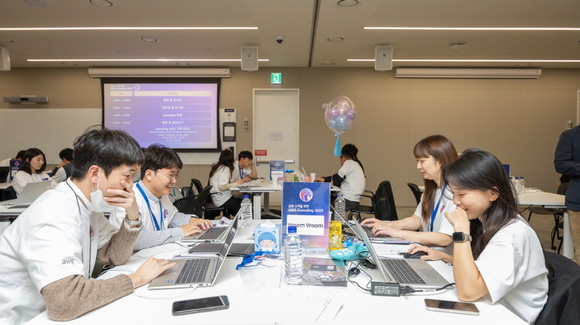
[109, 144, 212, 250]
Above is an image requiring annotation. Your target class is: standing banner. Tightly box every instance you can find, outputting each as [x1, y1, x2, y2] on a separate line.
[282, 182, 330, 251]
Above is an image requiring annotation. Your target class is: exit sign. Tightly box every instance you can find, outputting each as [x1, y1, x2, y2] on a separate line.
[271, 72, 283, 85]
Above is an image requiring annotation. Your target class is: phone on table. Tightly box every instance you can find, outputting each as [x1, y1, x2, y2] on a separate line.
[424, 299, 479, 316]
[172, 295, 230, 316]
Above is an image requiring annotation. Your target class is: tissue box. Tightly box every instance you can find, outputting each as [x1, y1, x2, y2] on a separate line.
[254, 222, 281, 254]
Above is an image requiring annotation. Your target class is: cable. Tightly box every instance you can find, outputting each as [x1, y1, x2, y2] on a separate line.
[346, 260, 372, 293]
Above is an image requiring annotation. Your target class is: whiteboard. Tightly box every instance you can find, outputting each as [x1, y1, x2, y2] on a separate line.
[0, 108, 219, 165]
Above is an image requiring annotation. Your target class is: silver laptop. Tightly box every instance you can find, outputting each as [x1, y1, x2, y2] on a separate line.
[181, 215, 237, 243]
[331, 205, 409, 244]
[148, 215, 238, 289]
[2, 181, 52, 208]
[350, 220, 449, 290]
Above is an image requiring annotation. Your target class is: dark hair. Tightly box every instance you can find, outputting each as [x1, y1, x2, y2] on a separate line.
[15, 150, 26, 160]
[341, 143, 364, 172]
[238, 150, 253, 161]
[58, 148, 74, 161]
[19, 148, 47, 174]
[209, 149, 235, 178]
[71, 129, 143, 179]
[413, 135, 458, 223]
[140, 144, 183, 179]
[443, 148, 519, 259]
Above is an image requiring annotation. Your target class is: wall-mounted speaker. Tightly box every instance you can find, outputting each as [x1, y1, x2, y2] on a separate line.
[241, 46, 258, 71]
[375, 46, 393, 71]
[0, 47, 10, 71]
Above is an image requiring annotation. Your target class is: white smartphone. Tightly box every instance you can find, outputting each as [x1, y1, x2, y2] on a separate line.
[172, 295, 230, 316]
[424, 299, 480, 316]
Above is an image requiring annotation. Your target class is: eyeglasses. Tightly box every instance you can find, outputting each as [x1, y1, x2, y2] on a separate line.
[156, 170, 180, 181]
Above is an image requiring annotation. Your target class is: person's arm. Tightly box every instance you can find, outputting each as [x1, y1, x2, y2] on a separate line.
[445, 208, 489, 301]
[249, 164, 258, 179]
[555, 130, 580, 175]
[407, 244, 453, 264]
[11, 171, 27, 195]
[41, 257, 175, 321]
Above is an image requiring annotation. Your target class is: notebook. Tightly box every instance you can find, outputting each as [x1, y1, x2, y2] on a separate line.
[148, 214, 238, 289]
[2, 181, 52, 208]
[350, 220, 449, 290]
[181, 216, 237, 243]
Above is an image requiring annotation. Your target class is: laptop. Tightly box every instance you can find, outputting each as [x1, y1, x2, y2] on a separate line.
[181, 216, 237, 243]
[350, 220, 449, 290]
[2, 181, 52, 208]
[331, 205, 409, 244]
[148, 214, 238, 289]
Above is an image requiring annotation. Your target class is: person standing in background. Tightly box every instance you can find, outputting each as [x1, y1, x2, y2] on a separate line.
[554, 125, 580, 262]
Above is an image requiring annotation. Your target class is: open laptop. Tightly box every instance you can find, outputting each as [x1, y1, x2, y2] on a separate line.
[181, 215, 238, 243]
[331, 205, 409, 243]
[148, 214, 238, 289]
[350, 220, 449, 290]
[2, 181, 52, 208]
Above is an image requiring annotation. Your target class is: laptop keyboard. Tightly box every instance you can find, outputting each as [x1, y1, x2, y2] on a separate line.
[199, 227, 227, 240]
[381, 259, 426, 284]
[176, 259, 211, 284]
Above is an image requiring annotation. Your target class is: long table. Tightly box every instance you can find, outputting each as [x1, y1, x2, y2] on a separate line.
[518, 190, 573, 259]
[26, 220, 525, 325]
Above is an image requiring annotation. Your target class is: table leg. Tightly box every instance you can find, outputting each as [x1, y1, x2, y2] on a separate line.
[562, 211, 574, 259]
[261, 192, 281, 218]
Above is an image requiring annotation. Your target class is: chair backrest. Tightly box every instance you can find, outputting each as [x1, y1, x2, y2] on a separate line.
[374, 181, 398, 221]
[196, 185, 215, 216]
[190, 178, 204, 195]
[535, 251, 580, 325]
[406, 183, 422, 205]
[172, 196, 196, 214]
[181, 186, 194, 198]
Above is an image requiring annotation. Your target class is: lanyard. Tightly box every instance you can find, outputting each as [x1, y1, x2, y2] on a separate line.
[136, 183, 163, 231]
[430, 184, 447, 232]
[239, 166, 244, 180]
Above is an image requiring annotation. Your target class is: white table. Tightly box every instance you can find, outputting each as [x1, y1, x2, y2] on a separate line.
[26, 220, 525, 325]
[232, 179, 282, 219]
[518, 190, 573, 259]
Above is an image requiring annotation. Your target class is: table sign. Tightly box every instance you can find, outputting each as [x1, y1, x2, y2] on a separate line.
[269, 160, 285, 181]
[282, 182, 330, 251]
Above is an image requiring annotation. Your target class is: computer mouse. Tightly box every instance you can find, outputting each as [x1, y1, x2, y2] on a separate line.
[402, 251, 428, 259]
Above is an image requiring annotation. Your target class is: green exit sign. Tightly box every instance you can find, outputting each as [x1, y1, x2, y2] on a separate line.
[271, 72, 283, 85]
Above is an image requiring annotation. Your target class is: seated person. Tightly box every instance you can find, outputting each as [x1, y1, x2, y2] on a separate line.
[0, 129, 175, 325]
[361, 135, 457, 249]
[12, 148, 57, 196]
[209, 149, 248, 216]
[232, 150, 258, 182]
[316, 143, 365, 211]
[109, 144, 212, 250]
[0, 149, 25, 167]
[407, 149, 548, 324]
[51, 148, 74, 183]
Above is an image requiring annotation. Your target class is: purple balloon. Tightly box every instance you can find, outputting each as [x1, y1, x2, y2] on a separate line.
[323, 96, 356, 134]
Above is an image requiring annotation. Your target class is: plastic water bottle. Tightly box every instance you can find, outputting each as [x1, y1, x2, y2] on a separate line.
[241, 194, 253, 227]
[334, 192, 346, 220]
[284, 226, 304, 284]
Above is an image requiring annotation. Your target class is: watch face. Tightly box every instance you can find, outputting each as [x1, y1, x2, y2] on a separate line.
[453, 232, 465, 242]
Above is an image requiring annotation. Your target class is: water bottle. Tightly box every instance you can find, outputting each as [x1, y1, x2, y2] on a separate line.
[284, 226, 304, 284]
[334, 192, 346, 220]
[241, 194, 253, 227]
[519, 177, 526, 194]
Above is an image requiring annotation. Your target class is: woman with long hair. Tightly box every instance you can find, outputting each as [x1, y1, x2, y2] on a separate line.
[209, 149, 248, 215]
[361, 135, 458, 248]
[407, 149, 548, 324]
[12, 148, 56, 195]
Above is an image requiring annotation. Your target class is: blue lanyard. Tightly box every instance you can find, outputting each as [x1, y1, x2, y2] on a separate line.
[136, 183, 163, 231]
[429, 184, 447, 232]
[239, 166, 244, 180]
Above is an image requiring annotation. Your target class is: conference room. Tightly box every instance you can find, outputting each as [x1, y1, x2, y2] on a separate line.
[1, 0, 579, 324]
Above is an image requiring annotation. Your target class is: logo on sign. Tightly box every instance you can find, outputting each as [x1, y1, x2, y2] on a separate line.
[299, 188, 313, 202]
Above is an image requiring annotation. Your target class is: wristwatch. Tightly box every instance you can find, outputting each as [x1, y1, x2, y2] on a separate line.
[452, 232, 472, 243]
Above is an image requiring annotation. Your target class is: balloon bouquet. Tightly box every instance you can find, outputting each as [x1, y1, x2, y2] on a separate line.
[322, 96, 356, 156]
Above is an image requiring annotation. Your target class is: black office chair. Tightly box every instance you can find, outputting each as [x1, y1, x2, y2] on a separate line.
[350, 181, 398, 221]
[180, 186, 194, 198]
[173, 196, 196, 214]
[198, 185, 229, 219]
[407, 183, 422, 205]
[190, 178, 204, 196]
[535, 251, 580, 325]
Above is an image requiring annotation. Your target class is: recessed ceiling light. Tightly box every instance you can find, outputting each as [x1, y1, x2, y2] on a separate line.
[337, 0, 359, 8]
[365, 26, 580, 31]
[23, 0, 46, 7]
[0, 26, 258, 31]
[28, 58, 270, 62]
[326, 36, 344, 42]
[89, 0, 113, 7]
[449, 41, 465, 49]
[347, 58, 580, 63]
[139, 37, 159, 43]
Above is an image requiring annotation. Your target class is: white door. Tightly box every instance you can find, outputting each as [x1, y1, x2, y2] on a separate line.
[253, 89, 300, 206]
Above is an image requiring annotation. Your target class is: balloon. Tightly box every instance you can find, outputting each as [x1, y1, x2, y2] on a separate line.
[323, 96, 356, 135]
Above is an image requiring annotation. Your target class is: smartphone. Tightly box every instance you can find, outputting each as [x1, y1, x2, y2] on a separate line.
[172, 295, 230, 316]
[424, 299, 479, 316]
